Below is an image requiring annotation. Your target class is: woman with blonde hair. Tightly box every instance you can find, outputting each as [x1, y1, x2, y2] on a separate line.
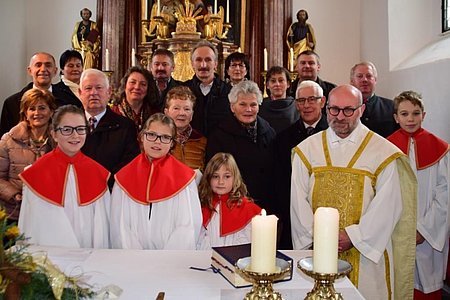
[0, 89, 56, 223]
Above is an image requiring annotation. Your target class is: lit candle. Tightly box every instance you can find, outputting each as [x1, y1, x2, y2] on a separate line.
[250, 209, 278, 273]
[157, 0, 161, 16]
[263, 48, 268, 71]
[289, 47, 294, 72]
[214, 0, 217, 14]
[226, 0, 229, 23]
[105, 49, 110, 71]
[131, 48, 136, 67]
[313, 207, 339, 274]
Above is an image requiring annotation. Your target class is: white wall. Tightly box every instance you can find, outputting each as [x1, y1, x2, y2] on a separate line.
[0, 0, 96, 104]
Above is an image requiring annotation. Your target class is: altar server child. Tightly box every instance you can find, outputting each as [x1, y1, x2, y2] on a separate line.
[197, 152, 262, 249]
[18, 105, 110, 248]
[110, 113, 202, 249]
[387, 91, 449, 300]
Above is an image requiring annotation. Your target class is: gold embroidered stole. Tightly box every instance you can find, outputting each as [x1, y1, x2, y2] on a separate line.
[310, 131, 375, 287]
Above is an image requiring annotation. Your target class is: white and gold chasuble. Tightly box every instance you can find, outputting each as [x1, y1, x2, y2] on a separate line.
[291, 124, 416, 300]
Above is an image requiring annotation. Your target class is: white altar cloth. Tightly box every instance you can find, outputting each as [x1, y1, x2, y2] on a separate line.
[27, 246, 365, 300]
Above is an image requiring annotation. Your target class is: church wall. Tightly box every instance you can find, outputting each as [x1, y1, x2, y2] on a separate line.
[0, 0, 96, 105]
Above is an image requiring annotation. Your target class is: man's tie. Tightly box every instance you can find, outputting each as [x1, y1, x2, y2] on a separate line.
[157, 80, 167, 95]
[89, 116, 97, 132]
[306, 126, 315, 136]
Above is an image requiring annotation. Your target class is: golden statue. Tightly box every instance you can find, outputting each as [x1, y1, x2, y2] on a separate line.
[72, 8, 101, 69]
[286, 9, 316, 60]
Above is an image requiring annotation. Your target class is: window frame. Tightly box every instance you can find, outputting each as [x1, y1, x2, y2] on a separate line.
[443, 0, 450, 33]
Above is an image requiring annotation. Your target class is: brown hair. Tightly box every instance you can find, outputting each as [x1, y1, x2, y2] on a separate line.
[198, 152, 251, 212]
[20, 88, 57, 122]
[165, 86, 196, 108]
[52, 105, 88, 131]
[393, 90, 424, 113]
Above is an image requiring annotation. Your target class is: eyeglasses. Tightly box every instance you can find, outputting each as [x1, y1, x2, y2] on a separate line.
[55, 126, 88, 136]
[295, 96, 322, 105]
[143, 132, 173, 144]
[229, 63, 246, 69]
[327, 105, 363, 117]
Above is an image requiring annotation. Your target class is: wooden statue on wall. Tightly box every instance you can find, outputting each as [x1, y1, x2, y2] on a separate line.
[286, 9, 316, 60]
[71, 8, 101, 70]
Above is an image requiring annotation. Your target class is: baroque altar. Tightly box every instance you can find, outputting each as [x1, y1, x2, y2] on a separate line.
[138, 0, 238, 81]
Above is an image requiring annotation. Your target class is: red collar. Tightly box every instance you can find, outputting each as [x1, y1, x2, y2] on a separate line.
[388, 128, 449, 169]
[114, 153, 195, 204]
[19, 148, 110, 206]
[202, 194, 261, 236]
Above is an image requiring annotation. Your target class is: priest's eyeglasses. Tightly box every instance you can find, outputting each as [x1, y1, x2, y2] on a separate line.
[144, 132, 173, 144]
[327, 105, 363, 117]
[55, 126, 88, 136]
[295, 96, 322, 105]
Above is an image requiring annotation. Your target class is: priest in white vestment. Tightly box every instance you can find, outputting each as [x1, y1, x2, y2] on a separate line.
[291, 85, 417, 300]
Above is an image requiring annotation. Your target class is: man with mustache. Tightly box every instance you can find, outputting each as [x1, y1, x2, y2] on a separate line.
[290, 84, 416, 300]
[149, 48, 181, 112]
[350, 61, 399, 137]
[0, 52, 65, 135]
[184, 41, 231, 136]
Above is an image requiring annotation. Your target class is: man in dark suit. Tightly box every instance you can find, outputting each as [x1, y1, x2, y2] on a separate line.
[78, 69, 140, 188]
[0, 52, 63, 135]
[148, 48, 182, 112]
[184, 41, 231, 137]
[289, 50, 336, 108]
[53, 49, 84, 107]
[275, 80, 328, 249]
[350, 61, 399, 137]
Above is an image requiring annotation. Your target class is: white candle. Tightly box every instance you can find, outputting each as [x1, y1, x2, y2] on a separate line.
[143, 0, 148, 20]
[105, 49, 110, 71]
[237, 47, 241, 53]
[157, 0, 161, 16]
[226, 0, 229, 23]
[289, 47, 294, 72]
[250, 209, 278, 273]
[214, 0, 217, 14]
[263, 48, 268, 71]
[313, 207, 339, 274]
[131, 48, 136, 67]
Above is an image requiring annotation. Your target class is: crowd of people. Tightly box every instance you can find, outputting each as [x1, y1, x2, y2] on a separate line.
[0, 38, 448, 300]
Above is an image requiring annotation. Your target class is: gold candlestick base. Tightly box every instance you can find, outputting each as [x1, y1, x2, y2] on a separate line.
[235, 257, 291, 300]
[261, 71, 268, 98]
[297, 257, 352, 300]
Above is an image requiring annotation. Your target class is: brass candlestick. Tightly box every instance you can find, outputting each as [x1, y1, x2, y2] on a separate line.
[235, 257, 291, 300]
[297, 257, 352, 300]
[261, 71, 268, 98]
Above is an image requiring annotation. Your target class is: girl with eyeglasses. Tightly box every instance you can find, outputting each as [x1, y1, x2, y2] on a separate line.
[18, 105, 110, 248]
[110, 113, 202, 250]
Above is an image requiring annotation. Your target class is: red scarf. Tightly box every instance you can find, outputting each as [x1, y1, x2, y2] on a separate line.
[114, 153, 195, 204]
[202, 193, 261, 236]
[388, 128, 449, 169]
[19, 148, 110, 206]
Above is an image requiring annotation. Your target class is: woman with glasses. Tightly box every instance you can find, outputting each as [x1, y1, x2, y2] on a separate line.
[18, 105, 110, 248]
[224, 52, 250, 88]
[0, 89, 56, 224]
[259, 66, 299, 133]
[110, 113, 202, 250]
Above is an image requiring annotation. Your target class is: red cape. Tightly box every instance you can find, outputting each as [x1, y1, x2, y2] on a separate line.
[388, 128, 449, 169]
[19, 148, 110, 206]
[202, 194, 262, 237]
[114, 153, 195, 204]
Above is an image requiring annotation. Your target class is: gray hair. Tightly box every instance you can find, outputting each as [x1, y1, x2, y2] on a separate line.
[350, 61, 378, 80]
[228, 80, 263, 105]
[80, 68, 110, 89]
[296, 80, 323, 98]
[191, 40, 218, 62]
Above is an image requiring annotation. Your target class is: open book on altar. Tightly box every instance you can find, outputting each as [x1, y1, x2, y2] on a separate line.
[211, 243, 293, 288]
